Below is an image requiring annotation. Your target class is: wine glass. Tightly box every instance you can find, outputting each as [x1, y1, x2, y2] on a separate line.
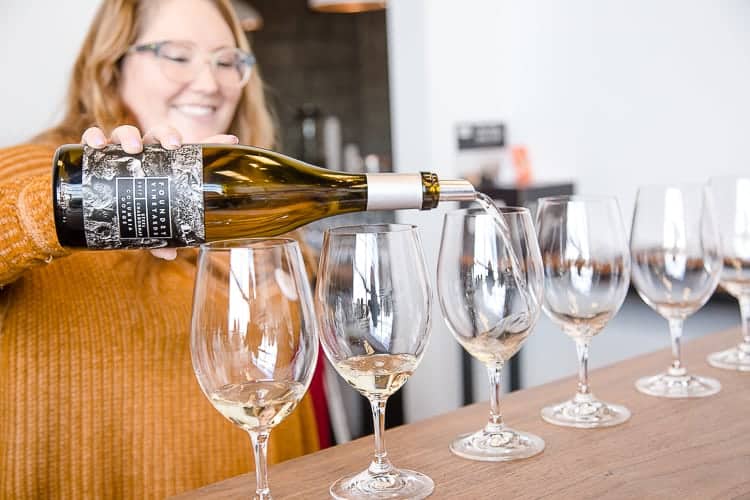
[536, 196, 631, 428]
[630, 184, 722, 397]
[316, 224, 434, 500]
[190, 238, 319, 500]
[706, 176, 750, 371]
[437, 206, 545, 461]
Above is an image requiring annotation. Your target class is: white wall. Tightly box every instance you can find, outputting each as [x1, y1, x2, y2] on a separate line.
[0, 1, 101, 147]
[501, 0, 750, 219]
[388, 0, 515, 423]
[388, 0, 750, 423]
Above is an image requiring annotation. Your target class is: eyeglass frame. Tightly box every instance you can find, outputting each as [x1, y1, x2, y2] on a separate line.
[126, 40, 257, 88]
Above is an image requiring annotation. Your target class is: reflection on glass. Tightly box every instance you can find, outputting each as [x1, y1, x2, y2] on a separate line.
[537, 196, 632, 428]
[707, 177, 750, 370]
[438, 207, 545, 461]
[631, 184, 722, 397]
[317, 224, 434, 500]
[190, 238, 319, 500]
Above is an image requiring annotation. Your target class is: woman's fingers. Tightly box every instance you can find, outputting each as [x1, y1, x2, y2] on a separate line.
[143, 125, 183, 150]
[200, 134, 239, 144]
[81, 127, 108, 148]
[82, 127, 238, 153]
[110, 125, 144, 154]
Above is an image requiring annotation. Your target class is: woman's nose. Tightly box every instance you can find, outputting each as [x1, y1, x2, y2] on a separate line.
[190, 61, 221, 93]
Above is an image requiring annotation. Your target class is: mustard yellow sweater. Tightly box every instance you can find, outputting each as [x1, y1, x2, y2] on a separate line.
[0, 144, 320, 498]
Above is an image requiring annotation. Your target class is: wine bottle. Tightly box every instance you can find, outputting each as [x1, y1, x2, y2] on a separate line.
[52, 143, 476, 249]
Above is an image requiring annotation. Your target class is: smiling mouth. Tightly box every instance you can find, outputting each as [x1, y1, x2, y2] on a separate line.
[172, 104, 218, 117]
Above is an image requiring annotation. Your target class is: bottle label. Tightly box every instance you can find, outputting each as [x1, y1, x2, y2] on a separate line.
[82, 144, 205, 249]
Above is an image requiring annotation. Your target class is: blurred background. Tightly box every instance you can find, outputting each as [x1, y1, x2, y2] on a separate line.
[2, 0, 748, 439]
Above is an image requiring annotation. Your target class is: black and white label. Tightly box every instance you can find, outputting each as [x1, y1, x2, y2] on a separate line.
[116, 177, 172, 239]
[82, 144, 205, 249]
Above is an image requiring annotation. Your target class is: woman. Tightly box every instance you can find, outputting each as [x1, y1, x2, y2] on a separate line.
[0, 0, 320, 497]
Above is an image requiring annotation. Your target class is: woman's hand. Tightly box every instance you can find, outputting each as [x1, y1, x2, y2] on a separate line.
[80, 125, 239, 260]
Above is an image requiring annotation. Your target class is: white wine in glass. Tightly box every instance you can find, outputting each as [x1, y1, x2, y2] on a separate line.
[317, 224, 434, 500]
[335, 354, 418, 399]
[209, 380, 306, 431]
[190, 238, 319, 500]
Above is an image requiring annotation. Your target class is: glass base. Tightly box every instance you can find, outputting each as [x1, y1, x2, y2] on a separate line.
[541, 393, 630, 428]
[635, 372, 721, 398]
[707, 343, 750, 372]
[449, 425, 545, 462]
[330, 467, 434, 500]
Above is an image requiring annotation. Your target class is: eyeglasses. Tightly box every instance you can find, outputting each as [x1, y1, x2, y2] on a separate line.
[128, 40, 256, 88]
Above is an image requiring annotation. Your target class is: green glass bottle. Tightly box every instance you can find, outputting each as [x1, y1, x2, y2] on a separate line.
[52, 143, 475, 249]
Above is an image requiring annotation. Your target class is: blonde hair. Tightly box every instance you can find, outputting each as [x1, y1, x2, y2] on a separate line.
[34, 0, 275, 148]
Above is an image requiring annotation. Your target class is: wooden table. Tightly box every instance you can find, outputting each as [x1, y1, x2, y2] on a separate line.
[176, 329, 750, 499]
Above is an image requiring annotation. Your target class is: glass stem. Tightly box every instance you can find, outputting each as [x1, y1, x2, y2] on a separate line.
[668, 318, 686, 376]
[739, 296, 750, 347]
[575, 339, 591, 396]
[368, 398, 394, 476]
[486, 362, 505, 431]
[249, 431, 272, 500]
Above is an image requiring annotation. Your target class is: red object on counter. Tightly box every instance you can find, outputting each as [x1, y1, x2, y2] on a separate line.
[308, 344, 332, 449]
[511, 145, 533, 187]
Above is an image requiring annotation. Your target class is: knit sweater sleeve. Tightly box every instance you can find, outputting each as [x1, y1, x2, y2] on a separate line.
[0, 144, 70, 285]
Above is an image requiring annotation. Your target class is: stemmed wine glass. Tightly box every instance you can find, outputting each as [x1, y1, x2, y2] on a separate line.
[437, 206, 545, 461]
[190, 238, 319, 500]
[536, 196, 632, 428]
[316, 224, 434, 500]
[706, 176, 750, 371]
[630, 184, 722, 397]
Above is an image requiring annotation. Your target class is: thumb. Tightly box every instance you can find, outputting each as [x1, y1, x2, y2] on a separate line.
[150, 248, 178, 260]
[200, 134, 239, 144]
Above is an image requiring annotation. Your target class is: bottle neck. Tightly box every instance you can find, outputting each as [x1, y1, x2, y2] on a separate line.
[365, 173, 425, 210]
[364, 172, 475, 211]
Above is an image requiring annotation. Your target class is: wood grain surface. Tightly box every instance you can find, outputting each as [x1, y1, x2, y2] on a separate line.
[175, 328, 750, 499]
